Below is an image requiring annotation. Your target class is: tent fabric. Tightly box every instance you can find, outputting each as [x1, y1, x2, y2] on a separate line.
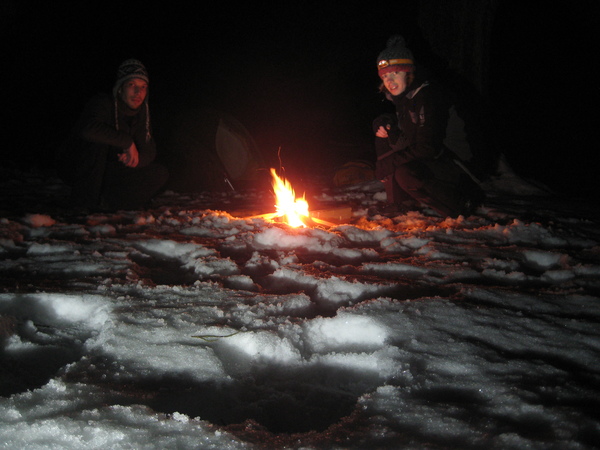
[333, 160, 376, 187]
[164, 109, 264, 192]
[215, 118, 260, 182]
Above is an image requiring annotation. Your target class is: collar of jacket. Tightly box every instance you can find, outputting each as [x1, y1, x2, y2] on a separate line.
[389, 80, 429, 106]
[406, 81, 429, 99]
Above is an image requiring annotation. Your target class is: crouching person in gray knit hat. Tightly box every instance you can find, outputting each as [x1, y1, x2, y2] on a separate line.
[56, 59, 169, 211]
[373, 36, 485, 218]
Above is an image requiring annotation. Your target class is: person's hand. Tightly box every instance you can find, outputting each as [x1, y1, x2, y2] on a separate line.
[375, 126, 389, 139]
[119, 142, 139, 168]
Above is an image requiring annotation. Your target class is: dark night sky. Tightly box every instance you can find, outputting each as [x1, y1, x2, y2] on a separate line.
[3, 1, 417, 171]
[3, 1, 599, 196]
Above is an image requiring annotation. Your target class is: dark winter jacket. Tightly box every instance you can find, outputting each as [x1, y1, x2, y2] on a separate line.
[374, 72, 453, 178]
[59, 93, 157, 168]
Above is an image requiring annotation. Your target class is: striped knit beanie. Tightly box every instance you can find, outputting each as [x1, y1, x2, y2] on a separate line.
[113, 59, 149, 97]
[377, 35, 415, 76]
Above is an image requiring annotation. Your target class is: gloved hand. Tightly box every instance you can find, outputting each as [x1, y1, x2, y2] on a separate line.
[373, 114, 400, 144]
[372, 114, 396, 134]
[375, 125, 390, 138]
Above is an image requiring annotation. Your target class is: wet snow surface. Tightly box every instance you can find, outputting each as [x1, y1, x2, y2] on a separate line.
[1, 169, 600, 449]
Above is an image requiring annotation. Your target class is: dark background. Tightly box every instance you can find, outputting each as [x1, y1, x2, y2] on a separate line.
[2, 0, 599, 197]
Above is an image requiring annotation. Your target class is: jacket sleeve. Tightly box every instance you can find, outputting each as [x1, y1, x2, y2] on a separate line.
[76, 94, 133, 150]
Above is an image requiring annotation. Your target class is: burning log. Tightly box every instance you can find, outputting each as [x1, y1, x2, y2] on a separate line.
[309, 206, 353, 222]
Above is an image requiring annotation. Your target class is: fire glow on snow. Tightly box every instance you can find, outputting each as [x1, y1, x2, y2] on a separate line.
[1, 170, 600, 449]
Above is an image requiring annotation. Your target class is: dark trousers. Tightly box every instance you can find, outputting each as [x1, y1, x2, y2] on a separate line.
[102, 161, 169, 210]
[391, 159, 466, 217]
[375, 141, 482, 217]
[57, 143, 169, 211]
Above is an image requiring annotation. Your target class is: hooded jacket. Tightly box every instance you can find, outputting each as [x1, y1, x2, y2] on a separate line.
[376, 71, 452, 169]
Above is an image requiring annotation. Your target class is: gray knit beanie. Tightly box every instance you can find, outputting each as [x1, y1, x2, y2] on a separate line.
[376, 35, 415, 76]
[113, 59, 149, 97]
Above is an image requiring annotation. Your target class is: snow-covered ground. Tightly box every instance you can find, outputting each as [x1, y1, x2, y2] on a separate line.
[1, 167, 599, 449]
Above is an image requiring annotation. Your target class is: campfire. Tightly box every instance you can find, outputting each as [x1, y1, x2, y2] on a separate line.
[255, 169, 340, 228]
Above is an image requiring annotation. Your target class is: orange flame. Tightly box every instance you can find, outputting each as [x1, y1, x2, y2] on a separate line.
[246, 168, 335, 228]
[270, 168, 309, 227]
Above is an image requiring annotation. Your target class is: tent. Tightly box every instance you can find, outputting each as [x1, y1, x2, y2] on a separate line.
[163, 109, 265, 192]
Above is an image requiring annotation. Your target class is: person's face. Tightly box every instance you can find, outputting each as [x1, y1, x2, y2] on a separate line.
[119, 78, 148, 109]
[381, 71, 408, 96]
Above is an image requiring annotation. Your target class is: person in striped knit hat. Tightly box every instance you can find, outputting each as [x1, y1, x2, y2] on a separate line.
[56, 59, 169, 211]
[373, 36, 484, 218]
